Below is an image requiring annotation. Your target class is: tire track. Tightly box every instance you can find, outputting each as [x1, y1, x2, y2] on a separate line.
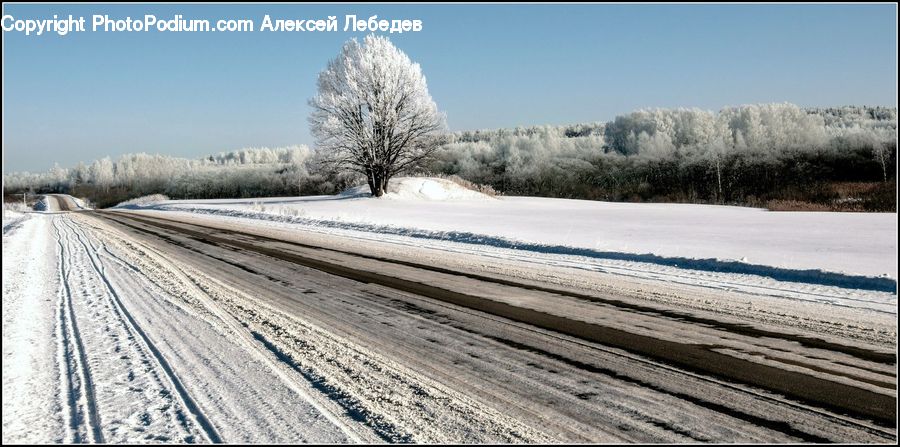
[46, 212, 358, 443]
[52, 216, 104, 444]
[72, 218, 370, 443]
[59, 216, 222, 443]
[79, 213, 553, 443]
[79, 214, 459, 443]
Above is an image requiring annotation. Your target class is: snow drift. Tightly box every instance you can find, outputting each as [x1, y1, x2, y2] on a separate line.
[114, 194, 171, 208]
[340, 177, 494, 201]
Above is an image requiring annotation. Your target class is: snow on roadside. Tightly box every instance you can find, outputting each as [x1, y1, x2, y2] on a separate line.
[340, 177, 494, 201]
[2, 210, 28, 235]
[114, 178, 897, 289]
[69, 196, 93, 210]
[2, 215, 65, 443]
[4, 210, 357, 443]
[113, 194, 170, 208]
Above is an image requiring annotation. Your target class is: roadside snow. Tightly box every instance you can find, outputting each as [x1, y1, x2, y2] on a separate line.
[3, 211, 355, 443]
[2, 215, 64, 443]
[69, 197, 93, 210]
[113, 194, 170, 208]
[117, 178, 897, 284]
[2, 210, 27, 235]
[341, 177, 493, 201]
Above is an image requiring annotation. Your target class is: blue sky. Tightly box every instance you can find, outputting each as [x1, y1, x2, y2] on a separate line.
[2, 3, 897, 172]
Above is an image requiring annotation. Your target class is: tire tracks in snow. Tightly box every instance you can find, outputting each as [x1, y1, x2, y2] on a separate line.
[52, 217, 104, 444]
[51, 215, 210, 443]
[60, 217, 223, 443]
[79, 212, 551, 443]
[82, 215, 436, 443]
[71, 213, 368, 443]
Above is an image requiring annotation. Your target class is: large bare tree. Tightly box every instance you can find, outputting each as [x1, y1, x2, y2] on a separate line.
[309, 35, 445, 197]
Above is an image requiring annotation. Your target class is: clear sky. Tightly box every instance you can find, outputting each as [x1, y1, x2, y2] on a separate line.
[2, 3, 897, 172]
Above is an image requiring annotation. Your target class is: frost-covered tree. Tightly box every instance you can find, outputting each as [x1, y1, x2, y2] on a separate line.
[309, 34, 445, 197]
[89, 157, 115, 192]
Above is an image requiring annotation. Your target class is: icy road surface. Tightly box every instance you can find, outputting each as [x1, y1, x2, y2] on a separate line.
[2, 194, 897, 443]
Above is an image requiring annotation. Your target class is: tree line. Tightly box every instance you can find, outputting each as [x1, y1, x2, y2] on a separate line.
[432, 103, 896, 210]
[3, 104, 896, 210]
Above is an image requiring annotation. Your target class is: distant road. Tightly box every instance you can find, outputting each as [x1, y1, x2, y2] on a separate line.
[48, 194, 77, 212]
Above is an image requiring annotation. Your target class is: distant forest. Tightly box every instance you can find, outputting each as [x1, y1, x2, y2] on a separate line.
[4, 103, 896, 210]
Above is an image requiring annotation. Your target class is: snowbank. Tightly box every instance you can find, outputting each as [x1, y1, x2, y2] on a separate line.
[341, 177, 493, 201]
[114, 194, 171, 208]
[71, 197, 93, 210]
[113, 180, 898, 286]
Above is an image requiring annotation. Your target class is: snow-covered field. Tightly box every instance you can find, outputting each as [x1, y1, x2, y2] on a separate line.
[117, 177, 897, 300]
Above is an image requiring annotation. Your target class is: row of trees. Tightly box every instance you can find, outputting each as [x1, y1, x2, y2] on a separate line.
[430, 104, 896, 207]
[3, 146, 359, 208]
[4, 104, 896, 209]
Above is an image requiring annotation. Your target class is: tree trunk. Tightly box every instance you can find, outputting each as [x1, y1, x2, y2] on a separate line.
[876, 145, 887, 183]
[715, 156, 723, 202]
[370, 168, 385, 197]
[366, 167, 376, 195]
[381, 175, 391, 196]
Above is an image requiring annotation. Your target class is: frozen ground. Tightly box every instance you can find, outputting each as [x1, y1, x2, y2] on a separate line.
[2, 199, 355, 443]
[117, 177, 897, 302]
[3, 194, 896, 443]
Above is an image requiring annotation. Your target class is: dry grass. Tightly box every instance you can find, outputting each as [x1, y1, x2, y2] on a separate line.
[765, 200, 832, 212]
[765, 181, 896, 212]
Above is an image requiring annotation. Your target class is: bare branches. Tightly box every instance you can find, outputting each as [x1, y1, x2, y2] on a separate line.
[309, 35, 445, 196]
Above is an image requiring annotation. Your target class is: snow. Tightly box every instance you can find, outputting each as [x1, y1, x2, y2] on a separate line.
[3, 193, 895, 442]
[119, 178, 897, 284]
[113, 194, 170, 208]
[3, 209, 552, 443]
[2, 211, 355, 443]
[2, 210, 26, 233]
[69, 196, 93, 210]
[340, 177, 493, 201]
[2, 214, 64, 443]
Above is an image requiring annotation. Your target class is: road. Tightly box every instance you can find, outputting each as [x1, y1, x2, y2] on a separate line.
[5, 194, 897, 443]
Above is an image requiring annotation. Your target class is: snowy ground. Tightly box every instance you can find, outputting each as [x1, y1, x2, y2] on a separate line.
[3, 193, 896, 443]
[117, 177, 897, 309]
[2, 200, 355, 443]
